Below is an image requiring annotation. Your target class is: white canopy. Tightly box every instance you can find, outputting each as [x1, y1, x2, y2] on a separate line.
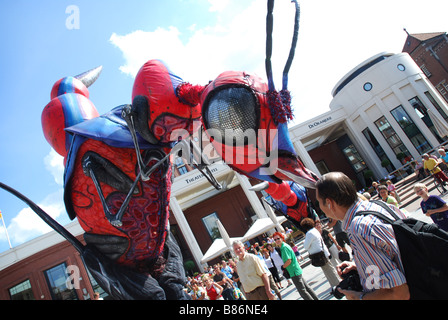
[242, 216, 287, 242]
[200, 237, 243, 264]
[428, 108, 448, 138]
[200, 212, 287, 264]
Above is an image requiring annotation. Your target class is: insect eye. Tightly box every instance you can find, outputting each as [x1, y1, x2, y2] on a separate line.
[202, 86, 259, 146]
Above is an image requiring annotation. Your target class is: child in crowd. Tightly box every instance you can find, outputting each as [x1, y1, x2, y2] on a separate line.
[414, 182, 448, 231]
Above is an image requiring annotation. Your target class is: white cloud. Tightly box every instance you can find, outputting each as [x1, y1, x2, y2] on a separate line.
[0, 151, 68, 246]
[110, 0, 448, 124]
[208, 0, 230, 12]
[110, 27, 185, 78]
[3, 189, 68, 245]
[44, 148, 64, 186]
[109, 0, 295, 86]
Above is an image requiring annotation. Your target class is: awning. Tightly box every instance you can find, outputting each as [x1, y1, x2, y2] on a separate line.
[200, 237, 243, 264]
[428, 108, 448, 138]
[200, 214, 286, 264]
[242, 216, 287, 242]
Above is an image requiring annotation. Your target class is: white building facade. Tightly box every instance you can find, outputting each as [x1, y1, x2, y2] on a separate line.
[289, 52, 448, 185]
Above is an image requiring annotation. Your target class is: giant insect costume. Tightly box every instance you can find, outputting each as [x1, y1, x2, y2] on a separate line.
[0, 0, 318, 300]
[199, 0, 319, 226]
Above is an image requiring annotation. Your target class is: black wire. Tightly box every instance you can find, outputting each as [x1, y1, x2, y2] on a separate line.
[0, 182, 85, 253]
[282, 0, 300, 91]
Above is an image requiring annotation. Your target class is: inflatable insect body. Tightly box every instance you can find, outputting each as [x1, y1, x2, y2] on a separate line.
[0, 0, 319, 300]
[40, 60, 204, 299]
[199, 0, 319, 225]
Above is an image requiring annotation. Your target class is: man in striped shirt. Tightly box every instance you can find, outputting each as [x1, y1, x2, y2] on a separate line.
[315, 172, 410, 300]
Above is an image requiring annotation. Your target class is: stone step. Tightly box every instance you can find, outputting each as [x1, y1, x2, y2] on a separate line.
[371, 173, 438, 210]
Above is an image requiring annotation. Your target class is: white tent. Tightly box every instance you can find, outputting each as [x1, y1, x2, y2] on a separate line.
[200, 214, 287, 264]
[200, 237, 243, 264]
[428, 108, 448, 138]
[242, 216, 287, 242]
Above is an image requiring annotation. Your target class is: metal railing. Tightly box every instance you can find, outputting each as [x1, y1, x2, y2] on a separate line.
[388, 141, 448, 182]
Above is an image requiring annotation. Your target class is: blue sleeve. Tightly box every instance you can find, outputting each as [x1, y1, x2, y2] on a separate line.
[431, 195, 446, 207]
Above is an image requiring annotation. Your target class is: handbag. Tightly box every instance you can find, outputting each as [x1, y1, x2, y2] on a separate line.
[309, 251, 327, 267]
[338, 251, 351, 262]
[309, 238, 327, 267]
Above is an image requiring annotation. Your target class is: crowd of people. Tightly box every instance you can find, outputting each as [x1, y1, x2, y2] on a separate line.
[184, 218, 351, 301]
[184, 147, 448, 301]
[367, 148, 448, 232]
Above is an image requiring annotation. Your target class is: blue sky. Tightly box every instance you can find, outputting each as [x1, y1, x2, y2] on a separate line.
[0, 0, 447, 253]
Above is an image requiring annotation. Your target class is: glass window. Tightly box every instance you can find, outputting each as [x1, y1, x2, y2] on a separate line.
[315, 160, 330, 176]
[44, 263, 78, 300]
[362, 128, 395, 171]
[436, 81, 448, 103]
[363, 82, 373, 91]
[410, 95, 445, 143]
[85, 268, 109, 300]
[420, 64, 431, 78]
[9, 279, 35, 300]
[425, 91, 448, 121]
[175, 157, 188, 176]
[391, 106, 431, 154]
[202, 212, 220, 241]
[342, 144, 366, 173]
[374, 116, 411, 161]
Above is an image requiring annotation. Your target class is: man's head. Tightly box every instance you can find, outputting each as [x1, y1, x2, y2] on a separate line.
[232, 240, 246, 259]
[316, 172, 358, 220]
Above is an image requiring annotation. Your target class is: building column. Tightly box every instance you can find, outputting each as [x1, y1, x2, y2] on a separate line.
[357, 111, 390, 177]
[235, 173, 268, 219]
[262, 201, 285, 233]
[293, 139, 321, 177]
[169, 196, 204, 268]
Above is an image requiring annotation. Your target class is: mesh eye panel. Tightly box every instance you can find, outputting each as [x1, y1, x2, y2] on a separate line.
[203, 87, 258, 146]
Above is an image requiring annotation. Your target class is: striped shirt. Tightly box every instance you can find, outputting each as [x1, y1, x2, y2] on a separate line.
[342, 199, 408, 292]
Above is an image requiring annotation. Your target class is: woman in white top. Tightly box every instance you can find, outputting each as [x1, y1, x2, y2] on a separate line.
[301, 218, 340, 289]
[262, 248, 283, 289]
[266, 243, 293, 287]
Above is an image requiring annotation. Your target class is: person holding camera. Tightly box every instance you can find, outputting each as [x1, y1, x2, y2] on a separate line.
[315, 172, 410, 300]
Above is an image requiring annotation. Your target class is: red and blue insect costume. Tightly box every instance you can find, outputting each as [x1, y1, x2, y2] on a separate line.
[40, 59, 205, 300]
[199, 0, 319, 226]
[0, 0, 319, 300]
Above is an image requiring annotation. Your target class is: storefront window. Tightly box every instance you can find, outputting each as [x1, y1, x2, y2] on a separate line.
[424, 91, 448, 121]
[374, 116, 411, 161]
[409, 95, 444, 143]
[391, 106, 431, 154]
[44, 263, 78, 300]
[85, 268, 109, 300]
[9, 279, 35, 300]
[362, 128, 394, 171]
[342, 144, 366, 173]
